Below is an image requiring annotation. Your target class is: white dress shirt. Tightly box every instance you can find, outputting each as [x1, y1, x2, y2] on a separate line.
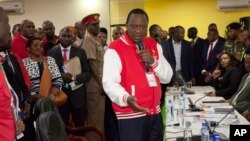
[172, 39, 182, 71]
[60, 45, 71, 61]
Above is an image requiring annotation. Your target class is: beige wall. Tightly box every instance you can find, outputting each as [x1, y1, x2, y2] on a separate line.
[8, 0, 110, 39]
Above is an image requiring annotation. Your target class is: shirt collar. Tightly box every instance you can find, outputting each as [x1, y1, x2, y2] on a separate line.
[193, 37, 198, 43]
[172, 39, 181, 45]
[60, 44, 71, 51]
[211, 39, 218, 46]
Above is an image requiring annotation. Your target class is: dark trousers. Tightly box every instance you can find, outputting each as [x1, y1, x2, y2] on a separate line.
[18, 117, 36, 141]
[105, 96, 120, 141]
[59, 98, 85, 127]
[118, 113, 163, 141]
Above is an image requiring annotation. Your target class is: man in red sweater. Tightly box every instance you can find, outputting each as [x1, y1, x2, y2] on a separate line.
[0, 7, 25, 141]
[11, 19, 35, 59]
[103, 8, 173, 141]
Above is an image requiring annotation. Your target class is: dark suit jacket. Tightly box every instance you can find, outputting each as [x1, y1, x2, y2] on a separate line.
[192, 37, 205, 85]
[230, 73, 250, 113]
[168, 39, 194, 81]
[201, 39, 224, 72]
[3, 53, 30, 109]
[211, 67, 243, 99]
[47, 45, 91, 108]
[160, 39, 175, 75]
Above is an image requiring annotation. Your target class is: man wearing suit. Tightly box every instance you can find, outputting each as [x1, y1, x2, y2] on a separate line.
[168, 26, 194, 86]
[149, 24, 175, 102]
[188, 27, 205, 86]
[229, 53, 250, 113]
[201, 29, 224, 83]
[48, 27, 91, 127]
[207, 23, 226, 43]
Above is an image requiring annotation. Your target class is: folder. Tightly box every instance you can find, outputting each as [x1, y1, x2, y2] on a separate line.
[63, 56, 82, 75]
[63, 57, 83, 90]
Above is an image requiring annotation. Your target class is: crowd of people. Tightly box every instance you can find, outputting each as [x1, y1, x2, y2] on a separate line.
[1, 6, 250, 141]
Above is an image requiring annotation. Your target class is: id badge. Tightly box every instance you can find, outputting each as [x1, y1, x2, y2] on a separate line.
[145, 72, 157, 87]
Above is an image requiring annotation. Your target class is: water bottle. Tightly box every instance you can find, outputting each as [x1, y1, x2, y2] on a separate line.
[167, 96, 174, 124]
[179, 93, 186, 127]
[201, 122, 210, 141]
[179, 93, 185, 110]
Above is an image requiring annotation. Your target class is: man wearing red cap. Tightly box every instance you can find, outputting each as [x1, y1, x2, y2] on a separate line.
[81, 13, 105, 141]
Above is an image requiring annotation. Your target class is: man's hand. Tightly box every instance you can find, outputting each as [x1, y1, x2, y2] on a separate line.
[61, 73, 73, 83]
[190, 78, 196, 86]
[172, 80, 180, 90]
[212, 69, 221, 79]
[205, 73, 212, 83]
[16, 116, 25, 135]
[139, 49, 154, 65]
[207, 91, 216, 97]
[127, 96, 149, 113]
[242, 110, 250, 121]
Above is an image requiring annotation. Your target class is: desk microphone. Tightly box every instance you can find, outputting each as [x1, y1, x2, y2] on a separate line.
[188, 95, 207, 112]
[136, 40, 149, 72]
[212, 107, 235, 133]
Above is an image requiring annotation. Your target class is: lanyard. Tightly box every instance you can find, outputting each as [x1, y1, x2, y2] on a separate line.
[0, 64, 20, 121]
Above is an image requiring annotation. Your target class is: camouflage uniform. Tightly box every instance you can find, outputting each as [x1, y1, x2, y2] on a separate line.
[223, 41, 245, 61]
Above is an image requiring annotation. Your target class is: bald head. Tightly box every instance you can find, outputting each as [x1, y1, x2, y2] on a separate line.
[74, 21, 86, 39]
[42, 20, 54, 28]
[59, 27, 73, 48]
[20, 19, 35, 39]
[0, 7, 9, 23]
[42, 20, 55, 39]
[112, 26, 124, 40]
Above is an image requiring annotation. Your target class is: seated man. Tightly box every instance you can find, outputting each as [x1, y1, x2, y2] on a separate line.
[229, 52, 250, 113]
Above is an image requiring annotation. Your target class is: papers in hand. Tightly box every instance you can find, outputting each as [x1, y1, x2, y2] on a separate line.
[63, 57, 83, 91]
[63, 56, 81, 75]
[69, 81, 83, 91]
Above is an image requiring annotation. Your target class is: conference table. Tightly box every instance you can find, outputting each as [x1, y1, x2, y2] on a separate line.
[164, 86, 250, 141]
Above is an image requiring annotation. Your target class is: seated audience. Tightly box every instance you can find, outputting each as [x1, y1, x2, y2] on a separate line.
[208, 52, 243, 99]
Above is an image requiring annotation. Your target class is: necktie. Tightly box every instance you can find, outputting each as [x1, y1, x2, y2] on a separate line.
[207, 43, 213, 62]
[63, 48, 68, 62]
[5, 55, 15, 74]
[191, 40, 195, 48]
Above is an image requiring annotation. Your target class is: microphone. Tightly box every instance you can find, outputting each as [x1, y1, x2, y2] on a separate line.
[188, 95, 206, 112]
[177, 72, 188, 93]
[136, 40, 149, 72]
[153, 34, 160, 43]
[212, 107, 235, 133]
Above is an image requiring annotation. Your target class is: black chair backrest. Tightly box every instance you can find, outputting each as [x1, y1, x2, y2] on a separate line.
[33, 97, 59, 120]
[36, 111, 69, 141]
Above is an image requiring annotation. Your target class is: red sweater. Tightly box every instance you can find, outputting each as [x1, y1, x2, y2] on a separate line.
[108, 32, 162, 119]
[0, 69, 15, 141]
[11, 33, 29, 59]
